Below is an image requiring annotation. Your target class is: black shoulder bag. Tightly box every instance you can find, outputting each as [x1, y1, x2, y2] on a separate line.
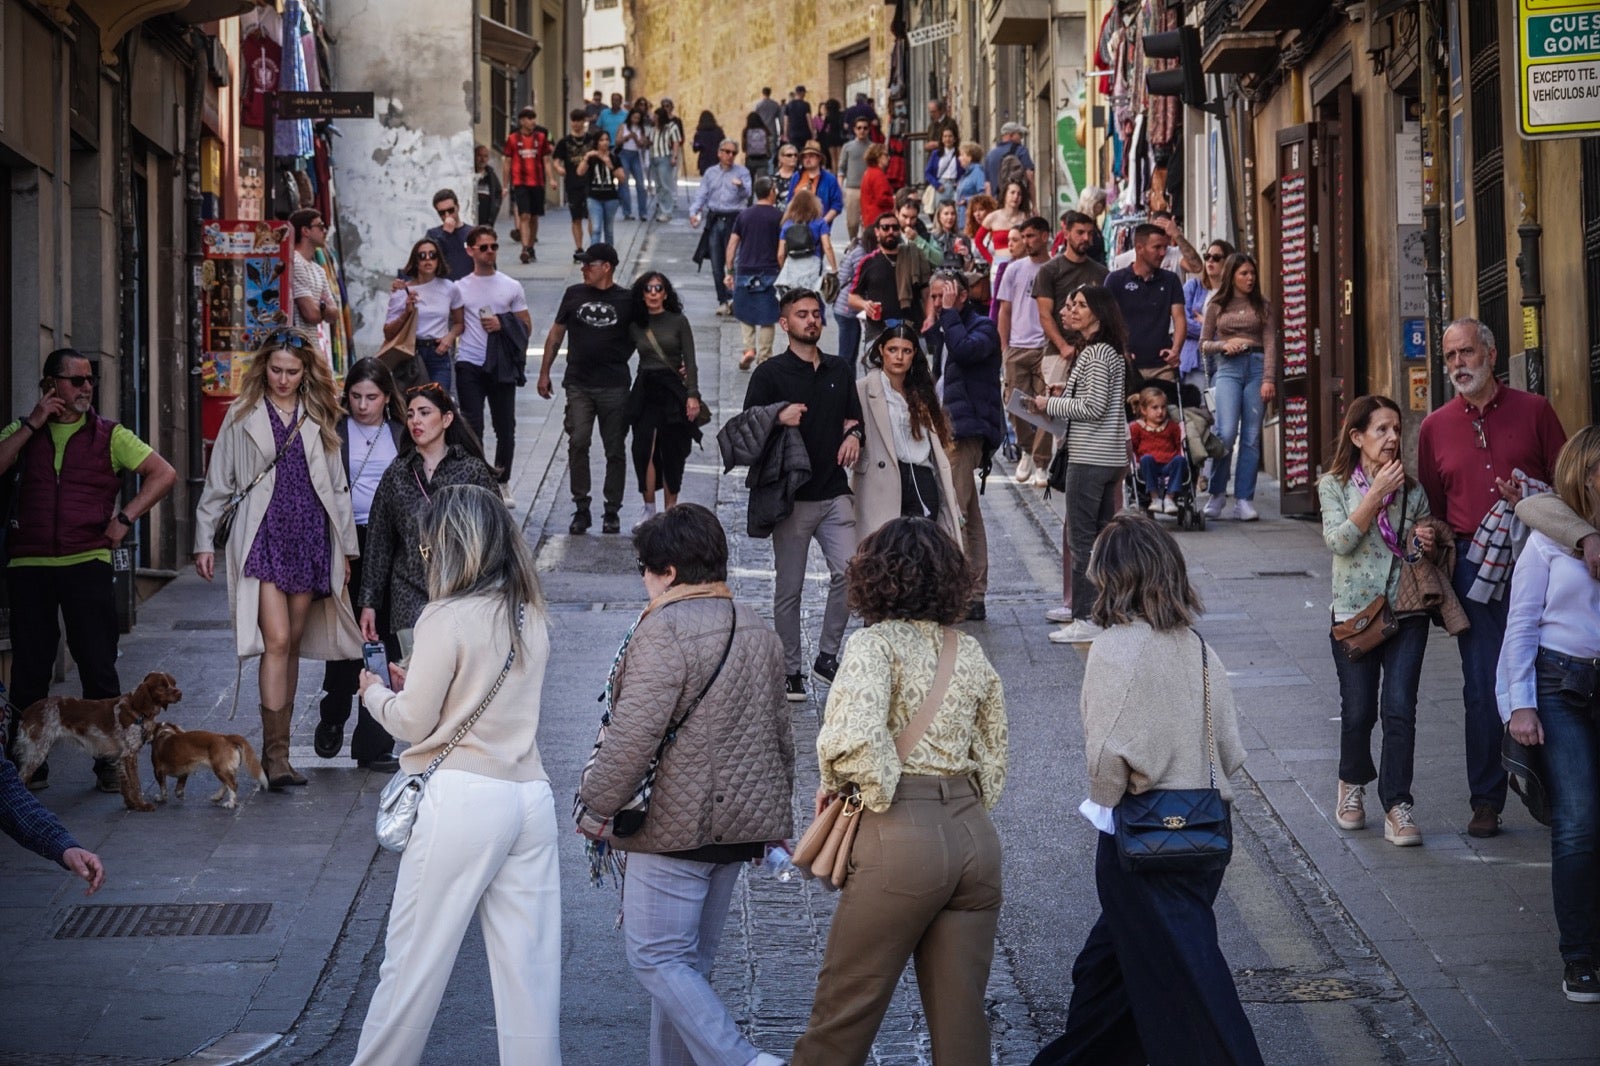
[1113, 633, 1234, 874]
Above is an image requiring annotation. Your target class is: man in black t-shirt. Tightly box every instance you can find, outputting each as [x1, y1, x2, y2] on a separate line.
[741, 289, 862, 701]
[550, 109, 595, 263]
[537, 242, 636, 533]
[783, 86, 812, 147]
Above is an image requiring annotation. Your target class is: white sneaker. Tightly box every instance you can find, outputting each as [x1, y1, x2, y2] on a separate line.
[499, 484, 517, 508]
[1203, 494, 1227, 519]
[1045, 605, 1074, 623]
[1234, 499, 1260, 522]
[1031, 472, 1049, 488]
[1014, 455, 1035, 483]
[1146, 496, 1162, 513]
[748, 1054, 787, 1066]
[1161, 497, 1179, 515]
[1049, 620, 1105, 643]
[716, 301, 733, 316]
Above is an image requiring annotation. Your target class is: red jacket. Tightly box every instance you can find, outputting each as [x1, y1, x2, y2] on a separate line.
[860, 167, 895, 227]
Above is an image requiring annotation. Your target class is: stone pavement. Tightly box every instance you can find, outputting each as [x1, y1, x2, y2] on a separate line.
[2, 194, 1593, 1065]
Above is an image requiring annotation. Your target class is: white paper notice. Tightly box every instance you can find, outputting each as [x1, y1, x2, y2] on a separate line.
[1006, 390, 1070, 437]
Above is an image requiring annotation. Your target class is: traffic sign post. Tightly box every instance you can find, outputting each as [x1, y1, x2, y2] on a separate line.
[1518, 0, 1600, 138]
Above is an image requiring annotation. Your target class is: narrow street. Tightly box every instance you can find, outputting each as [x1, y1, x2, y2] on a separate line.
[2, 205, 1596, 1066]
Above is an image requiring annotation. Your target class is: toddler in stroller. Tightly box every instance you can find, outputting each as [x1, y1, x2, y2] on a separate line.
[1131, 387, 1186, 515]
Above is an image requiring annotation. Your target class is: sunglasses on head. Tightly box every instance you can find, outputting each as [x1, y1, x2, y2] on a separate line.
[407, 381, 448, 398]
[52, 373, 95, 387]
[263, 329, 315, 352]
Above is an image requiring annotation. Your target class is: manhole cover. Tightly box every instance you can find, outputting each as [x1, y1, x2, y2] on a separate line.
[56, 902, 271, 939]
[1232, 968, 1377, 1003]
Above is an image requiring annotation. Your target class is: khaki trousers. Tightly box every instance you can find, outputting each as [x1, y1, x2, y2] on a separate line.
[947, 437, 990, 598]
[793, 775, 1002, 1066]
[844, 187, 862, 240]
[1003, 345, 1052, 468]
[739, 322, 776, 363]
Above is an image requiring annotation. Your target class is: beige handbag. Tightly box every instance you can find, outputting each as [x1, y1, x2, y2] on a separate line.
[375, 303, 418, 370]
[792, 627, 960, 890]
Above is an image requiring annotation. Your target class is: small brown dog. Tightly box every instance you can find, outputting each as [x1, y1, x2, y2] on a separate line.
[13, 671, 182, 812]
[149, 723, 268, 809]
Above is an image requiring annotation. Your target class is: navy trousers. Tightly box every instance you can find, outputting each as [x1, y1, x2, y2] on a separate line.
[1031, 833, 1264, 1066]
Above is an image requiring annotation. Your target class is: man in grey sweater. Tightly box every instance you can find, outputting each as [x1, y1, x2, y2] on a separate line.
[838, 117, 873, 241]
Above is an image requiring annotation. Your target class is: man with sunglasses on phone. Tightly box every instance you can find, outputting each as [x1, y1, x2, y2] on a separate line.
[1417, 317, 1568, 840]
[425, 189, 474, 279]
[0, 349, 176, 792]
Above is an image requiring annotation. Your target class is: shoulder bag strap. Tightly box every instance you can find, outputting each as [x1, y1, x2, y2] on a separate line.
[663, 603, 737, 743]
[641, 327, 678, 374]
[420, 603, 525, 780]
[1196, 632, 1217, 789]
[232, 409, 309, 502]
[894, 626, 960, 762]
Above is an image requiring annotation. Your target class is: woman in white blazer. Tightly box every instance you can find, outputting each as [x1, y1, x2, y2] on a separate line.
[193, 328, 361, 789]
[853, 323, 962, 547]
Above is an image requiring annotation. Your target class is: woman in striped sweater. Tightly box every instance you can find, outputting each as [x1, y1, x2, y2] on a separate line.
[1030, 283, 1130, 643]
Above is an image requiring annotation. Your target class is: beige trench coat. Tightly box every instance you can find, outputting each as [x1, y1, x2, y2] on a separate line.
[852, 369, 963, 547]
[193, 402, 362, 661]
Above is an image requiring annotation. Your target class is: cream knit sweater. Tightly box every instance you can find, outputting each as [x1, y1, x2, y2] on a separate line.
[363, 593, 550, 782]
[1081, 622, 1247, 808]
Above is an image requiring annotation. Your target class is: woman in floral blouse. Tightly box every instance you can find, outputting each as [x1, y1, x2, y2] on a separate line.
[793, 517, 1007, 1066]
[1318, 395, 1436, 847]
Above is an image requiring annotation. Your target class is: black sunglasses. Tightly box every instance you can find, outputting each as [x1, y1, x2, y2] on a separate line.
[438, 207, 457, 217]
[643, 283, 666, 293]
[263, 329, 316, 352]
[1204, 253, 1226, 262]
[416, 250, 439, 260]
[474, 242, 500, 252]
[636, 558, 649, 575]
[52, 373, 95, 387]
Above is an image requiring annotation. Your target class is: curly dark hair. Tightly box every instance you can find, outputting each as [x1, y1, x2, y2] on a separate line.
[847, 518, 973, 625]
[863, 324, 950, 447]
[631, 271, 684, 323]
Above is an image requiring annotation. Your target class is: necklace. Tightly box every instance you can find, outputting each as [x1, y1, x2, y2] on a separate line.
[353, 419, 384, 451]
[269, 398, 298, 421]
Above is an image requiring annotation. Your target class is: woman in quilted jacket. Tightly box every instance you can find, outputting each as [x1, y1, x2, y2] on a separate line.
[576, 503, 793, 1066]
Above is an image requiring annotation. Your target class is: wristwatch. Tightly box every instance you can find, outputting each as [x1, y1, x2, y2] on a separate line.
[115, 511, 133, 528]
[845, 425, 865, 443]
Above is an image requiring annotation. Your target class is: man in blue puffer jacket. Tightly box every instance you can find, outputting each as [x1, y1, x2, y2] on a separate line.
[925, 269, 1004, 619]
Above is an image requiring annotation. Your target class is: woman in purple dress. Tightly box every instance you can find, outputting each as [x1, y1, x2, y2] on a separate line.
[194, 328, 361, 790]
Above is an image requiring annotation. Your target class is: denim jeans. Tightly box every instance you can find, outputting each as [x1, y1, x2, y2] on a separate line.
[416, 340, 451, 390]
[587, 197, 620, 246]
[706, 212, 737, 303]
[837, 313, 861, 369]
[1452, 542, 1511, 811]
[1209, 351, 1264, 501]
[1331, 614, 1429, 811]
[618, 150, 647, 217]
[650, 156, 677, 219]
[1533, 649, 1600, 962]
[1138, 455, 1188, 498]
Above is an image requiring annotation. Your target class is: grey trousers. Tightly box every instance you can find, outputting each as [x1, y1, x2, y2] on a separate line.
[1066, 463, 1126, 619]
[622, 852, 758, 1066]
[565, 383, 631, 517]
[771, 496, 856, 673]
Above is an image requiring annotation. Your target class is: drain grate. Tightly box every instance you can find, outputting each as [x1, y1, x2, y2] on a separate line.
[1232, 968, 1377, 1003]
[56, 902, 271, 939]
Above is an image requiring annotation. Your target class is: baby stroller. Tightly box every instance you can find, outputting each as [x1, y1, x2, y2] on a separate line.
[1124, 377, 1214, 532]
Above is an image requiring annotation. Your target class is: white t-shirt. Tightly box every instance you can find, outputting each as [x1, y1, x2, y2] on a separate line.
[345, 421, 400, 525]
[454, 271, 529, 367]
[386, 278, 464, 340]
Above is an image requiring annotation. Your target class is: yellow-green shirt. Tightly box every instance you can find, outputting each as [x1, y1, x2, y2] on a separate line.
[0, 417, 153, 567]
[817, 619, 1008, 812]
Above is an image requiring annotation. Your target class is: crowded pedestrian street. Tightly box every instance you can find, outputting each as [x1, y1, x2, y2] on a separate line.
[5, 2, 1600, 1065]
[0, 209, 1593, 1065]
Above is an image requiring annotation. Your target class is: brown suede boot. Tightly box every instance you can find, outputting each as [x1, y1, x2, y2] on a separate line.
[260, 704, 308, 789]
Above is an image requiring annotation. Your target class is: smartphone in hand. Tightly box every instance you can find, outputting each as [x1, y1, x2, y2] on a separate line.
[362, 641, 390, 680]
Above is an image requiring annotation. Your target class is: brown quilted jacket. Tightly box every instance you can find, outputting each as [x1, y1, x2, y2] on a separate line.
[579, 592, 795, 853]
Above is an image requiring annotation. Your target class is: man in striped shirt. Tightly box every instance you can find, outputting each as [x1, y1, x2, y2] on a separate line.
[502, 106, 552, 263]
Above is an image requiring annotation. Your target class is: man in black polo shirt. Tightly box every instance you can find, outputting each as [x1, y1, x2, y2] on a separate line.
[743, 289, 862, 701]
[1104, 222, 1186, 387]
[537, 242, 636, 534]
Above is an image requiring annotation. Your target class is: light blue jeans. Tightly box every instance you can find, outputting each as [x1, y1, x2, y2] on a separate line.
[651, 156, 678, 219]
[622, 851, 760, 1066]
[1209, 351, 1264, 501]
[618, 150, 648, 217]
[587, 197, 620, 246]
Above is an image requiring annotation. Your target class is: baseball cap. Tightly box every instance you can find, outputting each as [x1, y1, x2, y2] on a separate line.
[577, 242, 619, 266]
[518, 106, 536, 119]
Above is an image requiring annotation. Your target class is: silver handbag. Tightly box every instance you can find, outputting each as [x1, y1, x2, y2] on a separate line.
[374, 606, 523, 853]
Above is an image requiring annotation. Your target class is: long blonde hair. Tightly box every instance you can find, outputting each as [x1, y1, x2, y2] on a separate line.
[232, 328, 342, 452]
[1553, 424, 1600, 530]
[421, 484, 546, 655]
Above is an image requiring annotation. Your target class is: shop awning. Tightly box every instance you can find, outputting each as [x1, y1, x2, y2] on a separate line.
[479, 15, 540, 75]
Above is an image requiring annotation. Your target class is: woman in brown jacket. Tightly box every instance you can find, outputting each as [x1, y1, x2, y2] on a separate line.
[577, 503, 793, 1066]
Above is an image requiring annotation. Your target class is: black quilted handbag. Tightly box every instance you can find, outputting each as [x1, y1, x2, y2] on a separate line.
[1113, 634, 1234, 874]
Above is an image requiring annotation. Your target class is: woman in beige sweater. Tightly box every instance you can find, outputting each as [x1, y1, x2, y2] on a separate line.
[353, 485, 558, 1064]
[1031, 514, 1262, 1066]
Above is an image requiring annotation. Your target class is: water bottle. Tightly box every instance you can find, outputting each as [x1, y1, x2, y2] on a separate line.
[764, 843, 798, 882]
